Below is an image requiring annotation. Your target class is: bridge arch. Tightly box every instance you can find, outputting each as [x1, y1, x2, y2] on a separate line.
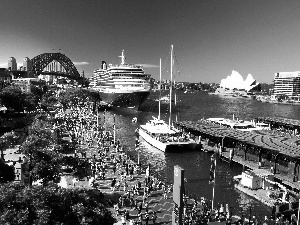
[31, 53, 81, 80]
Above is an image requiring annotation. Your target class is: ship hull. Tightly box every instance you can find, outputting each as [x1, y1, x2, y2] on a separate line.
[100, 90, 150, 109]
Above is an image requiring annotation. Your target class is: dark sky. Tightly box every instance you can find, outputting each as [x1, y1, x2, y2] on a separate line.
[1, 0, 300, 83]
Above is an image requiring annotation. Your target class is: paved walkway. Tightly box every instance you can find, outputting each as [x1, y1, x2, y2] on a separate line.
[93, 147, 174, 225]
[58, 140, 177, 224]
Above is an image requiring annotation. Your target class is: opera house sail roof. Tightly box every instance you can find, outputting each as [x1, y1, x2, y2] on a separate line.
[219, 70, 260, 92]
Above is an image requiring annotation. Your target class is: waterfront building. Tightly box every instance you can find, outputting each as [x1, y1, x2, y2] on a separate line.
[273, 71, 300, 97]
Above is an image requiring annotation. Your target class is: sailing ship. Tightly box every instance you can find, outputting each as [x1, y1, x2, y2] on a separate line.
[89, 50, 151, 109]
[138, 44, 197, 152]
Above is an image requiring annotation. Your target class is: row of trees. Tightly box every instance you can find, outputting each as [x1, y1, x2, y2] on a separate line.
[0, 84, 44, 112]
[0, 131, 18, 183]
[0, 183, 115, 224]
[0, 87, 115, 224]
[20, 111, 91, 186]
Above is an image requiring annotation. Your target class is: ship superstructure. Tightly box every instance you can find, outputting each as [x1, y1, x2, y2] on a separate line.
[89, 50, 151, 109]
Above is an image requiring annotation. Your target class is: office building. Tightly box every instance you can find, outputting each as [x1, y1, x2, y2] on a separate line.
[273, 72, 300, 96]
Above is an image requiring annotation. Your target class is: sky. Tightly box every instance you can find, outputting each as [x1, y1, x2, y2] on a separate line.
[1, 0, 300, 84]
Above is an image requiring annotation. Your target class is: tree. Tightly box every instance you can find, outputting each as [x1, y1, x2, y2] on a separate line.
[20, 114, 63, 185]
[0, 131, 18, 160]
[23, 92, 39, 112]
[0, 84, 41, 112]
[20, 133, 63, 186]
[58, 88, 100, 108]
[0, 159, 15, 182]
[0, 183, 116, 225]
[0, 85, 24, 111]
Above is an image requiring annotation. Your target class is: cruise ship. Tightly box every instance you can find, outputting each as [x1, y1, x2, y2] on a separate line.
[89, 50, 151, 109]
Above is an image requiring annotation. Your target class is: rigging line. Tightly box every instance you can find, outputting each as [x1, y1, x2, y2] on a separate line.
[172, 48, 181, 78]
[161, 51, 171, 76]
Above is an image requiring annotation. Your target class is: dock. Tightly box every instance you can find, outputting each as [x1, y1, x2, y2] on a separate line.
[256, 117, 300, 135]
[175, 119, 300, 192]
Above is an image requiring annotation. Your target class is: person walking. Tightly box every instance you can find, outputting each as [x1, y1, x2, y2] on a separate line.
[151, 211, 157, 225]
[138, 202, 143, 214]
[111, 178, 116, 192]
[125, 209, 130, 221]
[121, 214, 126, 225]
[134, 198, 138, 211]
[144, 201, 149, 213]
[112, 164, 117, 174]
[114, 203, 119, 216]
[144, 212, 149, 225]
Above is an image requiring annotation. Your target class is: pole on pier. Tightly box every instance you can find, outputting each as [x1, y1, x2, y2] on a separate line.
[104, 109, 106, 134]
[113, 114, 116, 145]
[96, 104, 99, 129]
[212, 183, 215, 211]
[210, 153, 217, 211]
[297, 198, 300, 225]
[172, 165, 184, 225]
[137, 147, 140, 165]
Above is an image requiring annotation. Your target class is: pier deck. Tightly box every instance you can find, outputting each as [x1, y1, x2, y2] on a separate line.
[176, 120, 300, 191]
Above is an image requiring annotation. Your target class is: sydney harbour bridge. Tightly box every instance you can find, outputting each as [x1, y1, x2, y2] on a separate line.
[31, 52, 81, 80]
[8, 52, 83, 81]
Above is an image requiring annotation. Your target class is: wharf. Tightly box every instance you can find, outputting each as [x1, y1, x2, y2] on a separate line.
[176, 120, 300, 192]
[256, 117, 300, 134]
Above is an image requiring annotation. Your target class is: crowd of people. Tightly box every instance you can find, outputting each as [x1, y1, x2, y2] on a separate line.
[52, 100, 299, 225]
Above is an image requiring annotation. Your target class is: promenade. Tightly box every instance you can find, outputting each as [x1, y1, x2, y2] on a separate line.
[61, 142, 173, 224]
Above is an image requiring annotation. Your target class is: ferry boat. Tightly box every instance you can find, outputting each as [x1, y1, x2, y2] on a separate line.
[209, 88, 256, 99]
[89, 50, 151, 109]
[207, 117, 270, 131]
[139, 117, 197, 152]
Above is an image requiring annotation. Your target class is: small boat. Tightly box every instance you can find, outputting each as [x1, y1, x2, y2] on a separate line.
[98, 101, 112, 110]
[155, 94, 174, 103]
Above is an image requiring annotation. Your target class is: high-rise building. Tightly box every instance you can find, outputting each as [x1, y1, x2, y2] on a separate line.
[273, 72, 300, 96]
[23, 57, 32, 71]
[8, 57, 17, 71]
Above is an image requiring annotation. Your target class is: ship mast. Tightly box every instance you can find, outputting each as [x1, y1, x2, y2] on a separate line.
[158, 58, 162, 120]
[169, 44, 173, 128]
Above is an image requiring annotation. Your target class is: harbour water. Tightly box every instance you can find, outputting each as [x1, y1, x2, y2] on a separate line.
[99, 90, 300, 221]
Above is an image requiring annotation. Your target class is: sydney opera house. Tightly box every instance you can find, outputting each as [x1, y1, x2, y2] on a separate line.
[211, 70, 261, 97]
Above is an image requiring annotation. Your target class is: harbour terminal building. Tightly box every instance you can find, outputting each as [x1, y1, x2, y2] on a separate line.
[273, 71, 300, 97]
